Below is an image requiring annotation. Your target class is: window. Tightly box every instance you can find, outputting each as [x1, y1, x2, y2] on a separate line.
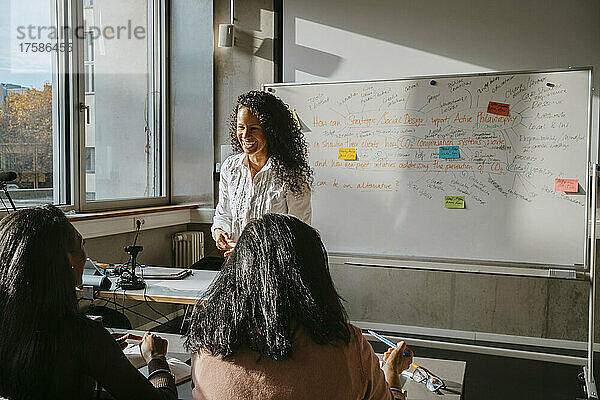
[0, 0, 167, 211]
[84, 31, 94, 62]
[84, 64, 94, 93]
[78, 0, 167, 210]
[84, 31, 95, 94]
[0, 0, 67, 208]
[85, 146, 95, 173]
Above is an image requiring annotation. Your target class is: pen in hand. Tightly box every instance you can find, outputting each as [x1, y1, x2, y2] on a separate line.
[367, 330, 412, 357]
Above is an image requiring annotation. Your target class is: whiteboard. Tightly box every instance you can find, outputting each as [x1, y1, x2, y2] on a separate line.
[264, 69, 592, 267]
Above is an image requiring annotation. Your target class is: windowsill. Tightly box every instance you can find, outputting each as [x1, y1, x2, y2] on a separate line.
[68, 204, 215, 239]
[68, 203, 200, 221]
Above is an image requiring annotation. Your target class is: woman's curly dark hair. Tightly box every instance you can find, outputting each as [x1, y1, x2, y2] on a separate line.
[184, 213, 350, 360]
[229, 90, 313, 195]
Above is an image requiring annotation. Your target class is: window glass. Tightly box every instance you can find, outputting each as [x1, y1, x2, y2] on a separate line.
[82, 0, 164, 203]
[0, 0, 64, 208]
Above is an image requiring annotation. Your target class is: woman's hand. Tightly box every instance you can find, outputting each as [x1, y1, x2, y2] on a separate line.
[382, 341, 413, 390]
[223, 241, 237, 257]
[139, 332, 168, 363]
[213, 228, 235, 252]
[384, 341, 413, 373]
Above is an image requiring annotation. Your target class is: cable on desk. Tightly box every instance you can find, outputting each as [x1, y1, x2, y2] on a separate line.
[113, 286, 118, 314]
[142, 284, 176, 332]
[0, 196, 8, 213]
[110, 285, 130, 329]
[100, 297, 168, 327]
[100, 297, 111, 308]
[100, 297, 146, 315]
[122, 289, 127, 329]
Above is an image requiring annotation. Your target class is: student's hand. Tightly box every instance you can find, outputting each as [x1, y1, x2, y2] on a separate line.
[214, 229, 234, 251]
[139, 332, 168, 363]
[383, 341, 413, 374]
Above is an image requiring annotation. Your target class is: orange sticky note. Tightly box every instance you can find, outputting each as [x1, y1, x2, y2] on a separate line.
[487, 101, 510, 116]
[554, 179, 578, 193]
[338, 148, 357, 160]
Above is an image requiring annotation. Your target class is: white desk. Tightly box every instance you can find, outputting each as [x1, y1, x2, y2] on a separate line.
[94, 267, 218, 305]
[114, 329, 466, 400]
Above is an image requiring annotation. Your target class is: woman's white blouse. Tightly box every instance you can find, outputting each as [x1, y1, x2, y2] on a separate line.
[212, 153, 312, 241]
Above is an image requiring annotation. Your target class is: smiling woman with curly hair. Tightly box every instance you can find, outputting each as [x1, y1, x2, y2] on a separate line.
[211, 90, 313, 254]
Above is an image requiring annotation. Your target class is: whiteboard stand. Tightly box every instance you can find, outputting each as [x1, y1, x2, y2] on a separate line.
[586, 162, 599, 399]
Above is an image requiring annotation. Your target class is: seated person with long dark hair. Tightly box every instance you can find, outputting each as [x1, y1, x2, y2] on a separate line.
[0, 205, 176, 399]
[185, 213, 412, 400]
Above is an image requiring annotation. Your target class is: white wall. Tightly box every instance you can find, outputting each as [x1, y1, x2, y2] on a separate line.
[171, 0, 214, 205]
[282, 0, 600, 341]
[213, 0, 275, 164]
[284, 0, 600, 158]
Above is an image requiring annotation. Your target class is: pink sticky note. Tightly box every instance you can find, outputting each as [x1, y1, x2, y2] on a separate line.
[554, 179, 579, 193]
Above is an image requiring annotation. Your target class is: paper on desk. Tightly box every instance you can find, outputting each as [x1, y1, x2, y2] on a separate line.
[151, 278, 212, 292]
[138, 267, 179, 275]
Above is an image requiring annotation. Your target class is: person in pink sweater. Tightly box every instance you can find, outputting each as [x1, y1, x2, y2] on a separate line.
[184, 213, 412, 399]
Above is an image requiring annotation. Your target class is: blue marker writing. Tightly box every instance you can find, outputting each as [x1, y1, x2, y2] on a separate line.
[368, 330, 412, 357]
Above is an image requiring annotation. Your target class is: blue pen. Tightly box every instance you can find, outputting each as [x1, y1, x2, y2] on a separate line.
[368, 330, 412, 357]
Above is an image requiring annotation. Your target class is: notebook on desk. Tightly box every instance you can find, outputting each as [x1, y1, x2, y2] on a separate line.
[138, 267, 193, 280]
[139, 357, 191, 384]
[123, 343, 191, 384]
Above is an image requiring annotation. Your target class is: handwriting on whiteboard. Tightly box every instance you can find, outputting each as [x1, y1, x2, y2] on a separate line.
[302, 74, 585, 208]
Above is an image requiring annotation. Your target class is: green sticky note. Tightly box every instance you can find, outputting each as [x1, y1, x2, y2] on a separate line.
[444, 196, 465, 209]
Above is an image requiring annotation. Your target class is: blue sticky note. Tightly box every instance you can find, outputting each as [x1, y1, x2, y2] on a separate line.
[439, 146, 460, 159]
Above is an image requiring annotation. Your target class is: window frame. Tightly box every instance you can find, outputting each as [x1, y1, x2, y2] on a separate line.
[53, 0, 73, 206]
[72, 0, 170, 212]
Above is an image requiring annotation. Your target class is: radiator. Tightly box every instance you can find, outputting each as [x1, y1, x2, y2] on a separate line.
[172, 231, 204, 268]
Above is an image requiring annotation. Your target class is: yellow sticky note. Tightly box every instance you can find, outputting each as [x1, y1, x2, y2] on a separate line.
[444, 196, 465, 209]
[291, 109, 300, 127]
[338, 148, 357, 160]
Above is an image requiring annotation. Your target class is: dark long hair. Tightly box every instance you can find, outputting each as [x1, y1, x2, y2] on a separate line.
[184, 213, 350, 360]
[229, 90, 313, 195]
[0, 205, 87, 399]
